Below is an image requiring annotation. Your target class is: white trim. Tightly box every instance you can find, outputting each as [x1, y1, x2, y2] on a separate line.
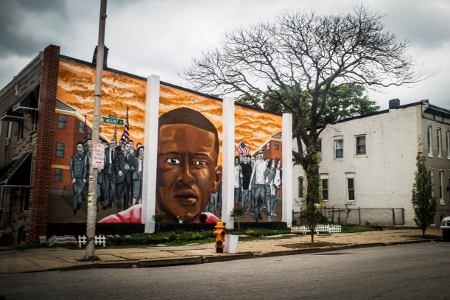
[143, 75, 160, 233]
[6, 121, 12, 139]
[282, 113, 293, 226]
[355, 135, 366, 155]
[345, 172, 356, 202]
[222, 97, 235, 229]
[446, 131, 450, 159]
[427, 125, 433, 157]
[335, 139, 343, 159]
[437, 128, 442, 158]
[439, 170, 444, 205]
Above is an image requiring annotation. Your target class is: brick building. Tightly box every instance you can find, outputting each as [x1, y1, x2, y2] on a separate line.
[0, 45, 59, 245]
[0, 44, 285, 245]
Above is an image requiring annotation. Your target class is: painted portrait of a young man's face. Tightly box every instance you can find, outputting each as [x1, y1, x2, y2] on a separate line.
[156, 123, 221, 221]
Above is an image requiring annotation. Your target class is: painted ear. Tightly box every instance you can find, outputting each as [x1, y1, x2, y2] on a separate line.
[211, 166, 222, 193]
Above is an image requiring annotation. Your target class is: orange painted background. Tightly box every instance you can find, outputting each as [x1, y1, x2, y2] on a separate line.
[57, 60, 147, 146]
[57, 59, 282, 162]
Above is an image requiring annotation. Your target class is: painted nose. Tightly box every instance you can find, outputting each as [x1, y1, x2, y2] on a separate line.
[177, 164, 195, 186]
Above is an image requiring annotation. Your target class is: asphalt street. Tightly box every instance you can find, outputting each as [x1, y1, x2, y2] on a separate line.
[0, 242, 449, 300]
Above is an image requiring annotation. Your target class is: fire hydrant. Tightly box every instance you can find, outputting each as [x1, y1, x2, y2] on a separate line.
[214, 219, 225, 253]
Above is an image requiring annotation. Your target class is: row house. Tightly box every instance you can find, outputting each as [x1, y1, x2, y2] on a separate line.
[293, 99, 450, 227]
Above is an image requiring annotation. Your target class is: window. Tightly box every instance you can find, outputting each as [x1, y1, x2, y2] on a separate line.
[79, 121, 85, 134]
[437, 128, 442, 157]
[356, 136, 366, 155]
[17, 120, 24, 140]
[427, 126, 433, 157]
[32, 110, 39, 132]
[55, 143, 65, 158]
[322, 179, 329, 201]
[5, 121, 12, 145]
[6, 121, 12, 138]
[439, 171, 444, 205]
[316, 139, 322, 152]
[298, 176, 304, 198]
[345, 173, 355, 201]
[335, 139, 343, 158]
[429, 170, 434, 197]
[57, 114, 67, 129]
[446, 131, 449, 159]
[54, 168, 63, 182]
[274, 141, 279, 150]
[21, 188, 30, 212]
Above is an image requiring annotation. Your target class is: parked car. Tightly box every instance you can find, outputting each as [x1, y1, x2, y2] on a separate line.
[441, 216, 450, 241]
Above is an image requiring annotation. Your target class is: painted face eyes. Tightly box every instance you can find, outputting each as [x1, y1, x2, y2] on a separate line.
[165, 158, 208, 167]
[195, 160, 208, 166]
[166, 158, 181, 165]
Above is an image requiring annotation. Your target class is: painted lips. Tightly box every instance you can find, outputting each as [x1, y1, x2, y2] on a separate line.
[175, 190, 198, 206]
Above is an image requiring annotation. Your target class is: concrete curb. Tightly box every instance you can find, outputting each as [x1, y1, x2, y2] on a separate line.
[44, 239, 437, 273]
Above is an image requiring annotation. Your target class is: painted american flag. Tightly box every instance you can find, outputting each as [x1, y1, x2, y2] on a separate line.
[120, 107, 130, 143]
[236, 141, 250, 155]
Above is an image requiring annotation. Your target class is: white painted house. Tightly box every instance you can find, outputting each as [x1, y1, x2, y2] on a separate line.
[293, 99, 450, 227]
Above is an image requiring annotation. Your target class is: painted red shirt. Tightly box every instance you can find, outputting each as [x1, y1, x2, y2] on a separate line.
[99, 205, 218, 224]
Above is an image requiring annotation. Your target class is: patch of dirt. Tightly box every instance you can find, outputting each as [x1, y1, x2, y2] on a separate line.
[282, 242, 343, 249]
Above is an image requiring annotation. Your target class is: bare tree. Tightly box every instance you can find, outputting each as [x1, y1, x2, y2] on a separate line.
[183, 6, 426, 242]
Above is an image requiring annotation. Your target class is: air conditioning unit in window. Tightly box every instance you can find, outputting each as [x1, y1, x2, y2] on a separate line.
[5, 137, 11, 145]
[32, 124, 38, 132]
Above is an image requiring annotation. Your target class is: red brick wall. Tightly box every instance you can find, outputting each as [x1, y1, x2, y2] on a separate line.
[29, 45, 60, 244]
[50, 114, 85, 190]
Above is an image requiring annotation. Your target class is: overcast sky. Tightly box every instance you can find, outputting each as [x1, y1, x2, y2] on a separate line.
[1, 0, 449, 110]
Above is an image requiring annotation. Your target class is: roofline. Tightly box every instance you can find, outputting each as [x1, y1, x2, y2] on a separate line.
[334, 101, 424, 124]
[0, 53, 42, 97]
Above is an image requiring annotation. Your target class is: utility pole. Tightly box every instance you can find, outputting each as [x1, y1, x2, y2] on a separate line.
[84, 0, 107, 260]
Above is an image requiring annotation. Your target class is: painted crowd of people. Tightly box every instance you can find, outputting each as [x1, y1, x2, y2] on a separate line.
[69, 138, 144, 215]
[205, 149, 282, 222]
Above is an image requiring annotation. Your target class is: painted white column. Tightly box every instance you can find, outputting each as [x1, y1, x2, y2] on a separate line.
[142, 75, 160, 233]
[282, 113, 293, 226]
[222, 97, 235, 229]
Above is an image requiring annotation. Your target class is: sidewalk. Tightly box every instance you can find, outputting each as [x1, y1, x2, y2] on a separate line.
[0, 228, 443, 274]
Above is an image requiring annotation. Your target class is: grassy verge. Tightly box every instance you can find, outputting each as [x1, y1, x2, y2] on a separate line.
[341, 225, 383, 233]
[1, 225, 383, 250]
[102, 225, 381, 247]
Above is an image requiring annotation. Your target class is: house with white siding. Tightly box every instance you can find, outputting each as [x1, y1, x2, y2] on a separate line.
[293, 99, 450, 227]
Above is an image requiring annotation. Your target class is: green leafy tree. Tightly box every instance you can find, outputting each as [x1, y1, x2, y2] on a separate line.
[323, 85, 380, 121]
[411, 154, 437, 236]
[231, 204, 244, 229]
[239, 84, 380, 125]
[183, 7, 426, 243]
[152, 212, 166, 233]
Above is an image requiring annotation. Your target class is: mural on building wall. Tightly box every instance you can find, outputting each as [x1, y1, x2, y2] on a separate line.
[50, 58, 282, 225]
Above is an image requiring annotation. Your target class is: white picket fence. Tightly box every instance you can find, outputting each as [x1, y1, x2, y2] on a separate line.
[77, 235, 106, 248]
[291, 224, 341, 234]
[47, 235, 78, 246]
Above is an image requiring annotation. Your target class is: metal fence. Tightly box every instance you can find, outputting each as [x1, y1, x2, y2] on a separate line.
[293, 207, 405, 226]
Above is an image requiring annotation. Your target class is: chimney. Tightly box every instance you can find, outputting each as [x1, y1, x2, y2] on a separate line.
[92, 45, 109, 67]
[389, 98, 400, 109]
[324, 114, 335, 124]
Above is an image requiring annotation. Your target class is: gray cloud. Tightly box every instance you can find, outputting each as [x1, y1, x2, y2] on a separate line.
[0, 0, 449, 110]
[379, 0, 450, 50]
[0, 0, 68, 58]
